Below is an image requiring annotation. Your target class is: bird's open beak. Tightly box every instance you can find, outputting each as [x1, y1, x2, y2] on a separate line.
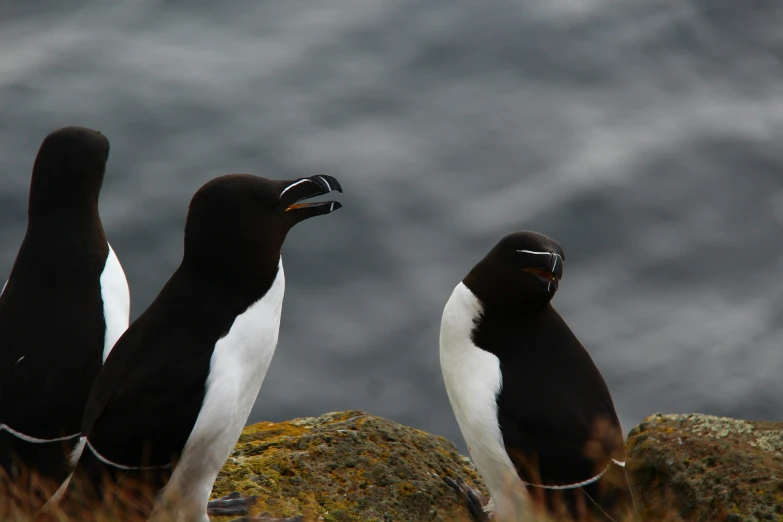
[279, 175, 343, 219]
[519, 251, 563, 292]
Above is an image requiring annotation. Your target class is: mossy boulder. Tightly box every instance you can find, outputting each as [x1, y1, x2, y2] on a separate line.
[211, 411, 783, 521]
[627, 413, 783, 521]
[210, 411, 487, 521]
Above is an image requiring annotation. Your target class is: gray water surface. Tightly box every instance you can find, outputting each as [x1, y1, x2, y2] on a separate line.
[1, 0, 782, 451]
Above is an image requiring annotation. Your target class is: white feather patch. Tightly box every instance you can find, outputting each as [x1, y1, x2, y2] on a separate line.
[70, 436, 87, 467]
[100, 244, 130, 362]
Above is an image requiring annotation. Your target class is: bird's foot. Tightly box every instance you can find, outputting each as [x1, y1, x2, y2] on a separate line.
[442, 475, 491, 522]
[229, 515, 304, 522]
[208, 492, 305, 521]
[206, 491, 258, 516]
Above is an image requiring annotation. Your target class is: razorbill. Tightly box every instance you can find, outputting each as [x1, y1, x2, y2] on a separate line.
[44, 173, 342, 522]
[0, 127, 130, 498]
[440, 231, 636, 522]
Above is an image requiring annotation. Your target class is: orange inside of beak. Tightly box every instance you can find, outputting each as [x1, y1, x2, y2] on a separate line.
[285, 202, 323, 212]
[523, 267, 560, 282]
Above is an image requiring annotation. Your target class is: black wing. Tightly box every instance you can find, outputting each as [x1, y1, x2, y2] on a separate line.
[475, 305, 636, 520]
[0, 234, 107, 440]
[79, 269, 248, 468]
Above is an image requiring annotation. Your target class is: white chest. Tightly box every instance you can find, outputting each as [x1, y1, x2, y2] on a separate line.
[439, 283, 530, 520]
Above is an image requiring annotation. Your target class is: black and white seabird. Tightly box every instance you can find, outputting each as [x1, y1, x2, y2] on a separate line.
[440, 231, 636, 522]
[44, 173, 342, 522]
[0, 127, 130, 496]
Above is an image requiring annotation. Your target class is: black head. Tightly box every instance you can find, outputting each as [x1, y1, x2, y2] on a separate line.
[183, 174, 342, 285]
[28, 126, 111, 219]
[463, 231, 565, 314]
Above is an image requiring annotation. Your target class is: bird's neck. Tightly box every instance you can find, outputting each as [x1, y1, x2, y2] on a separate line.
[181, 253, 283, 307]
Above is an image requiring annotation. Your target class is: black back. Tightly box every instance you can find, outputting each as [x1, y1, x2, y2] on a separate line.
[474, 306, 625, 476]
[0, 127, 110, 450]
[464, 231, 633, 520]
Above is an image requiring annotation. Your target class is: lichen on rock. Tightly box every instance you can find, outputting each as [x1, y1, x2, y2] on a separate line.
[210, 411, 487, 521]
[627, 413, 783, 521]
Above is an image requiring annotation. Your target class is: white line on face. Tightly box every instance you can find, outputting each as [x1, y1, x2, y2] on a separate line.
[516, 250, 563, 267]
[516, 249, 551, 256]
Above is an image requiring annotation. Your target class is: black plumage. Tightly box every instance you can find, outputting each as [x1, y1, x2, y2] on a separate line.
[453, 231, 636, 521]
[0, 127, 115, 489]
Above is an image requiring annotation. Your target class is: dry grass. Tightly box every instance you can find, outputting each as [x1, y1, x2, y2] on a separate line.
[0, 472, 659, 522]
[1, 467, 163, 522]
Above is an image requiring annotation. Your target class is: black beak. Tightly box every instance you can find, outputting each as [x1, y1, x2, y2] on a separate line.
[279, 175, 343, 220]
[550, 253, 563, 280]
[517, 249, 563, 293]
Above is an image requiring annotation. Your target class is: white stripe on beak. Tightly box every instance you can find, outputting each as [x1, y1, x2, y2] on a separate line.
[280, 178, 316, 198]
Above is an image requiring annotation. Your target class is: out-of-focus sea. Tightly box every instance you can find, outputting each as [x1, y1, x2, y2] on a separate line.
[1, 0, 782, 451]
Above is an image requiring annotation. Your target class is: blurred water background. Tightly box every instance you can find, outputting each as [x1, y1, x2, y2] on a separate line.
[1, 0, 782, 451]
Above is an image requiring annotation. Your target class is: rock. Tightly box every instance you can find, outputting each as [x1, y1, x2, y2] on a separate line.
[627, 413, 783, 521]
[210, 411, 488, 521]
[212, 411, 783, 521]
